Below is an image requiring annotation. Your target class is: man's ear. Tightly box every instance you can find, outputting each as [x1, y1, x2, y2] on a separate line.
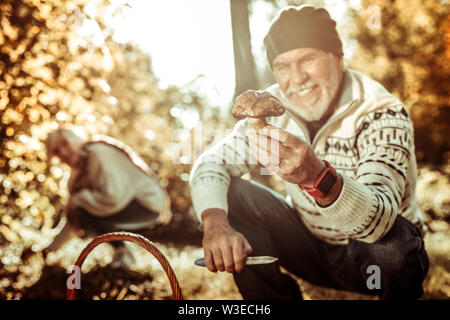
[335, 53, 344, 73]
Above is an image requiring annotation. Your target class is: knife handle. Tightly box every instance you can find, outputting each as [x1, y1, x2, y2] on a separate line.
[194, 258, 206, 267]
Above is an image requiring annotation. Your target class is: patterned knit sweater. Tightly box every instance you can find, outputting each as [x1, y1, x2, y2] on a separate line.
[189, 69, 424, 245]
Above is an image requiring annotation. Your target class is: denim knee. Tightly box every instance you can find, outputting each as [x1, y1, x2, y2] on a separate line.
[349, 215, 429, 298]
[227, 178, 249, 205]
[366, 234, 427, 277]
[371, 216, 427, 273]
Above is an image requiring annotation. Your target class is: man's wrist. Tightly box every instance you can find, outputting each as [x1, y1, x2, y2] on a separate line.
[202, 208, 229, 229]
[298, 160, 337, 198]
[302, 159, 327, 189]
[315, 173, 343, 207]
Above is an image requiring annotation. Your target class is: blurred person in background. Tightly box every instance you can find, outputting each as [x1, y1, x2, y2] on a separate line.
[189, 5, 429, 299]
[43, 128, 172, 267]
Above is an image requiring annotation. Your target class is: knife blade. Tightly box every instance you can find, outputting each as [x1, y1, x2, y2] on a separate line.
[194, 256, 279, 267]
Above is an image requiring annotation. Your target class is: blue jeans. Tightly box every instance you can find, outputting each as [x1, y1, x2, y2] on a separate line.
[227, 178, 429, 300]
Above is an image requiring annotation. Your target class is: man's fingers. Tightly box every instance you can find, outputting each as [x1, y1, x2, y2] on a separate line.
[256, 133, 291, 163]
[243, 240, 253, 255]
[204, 250, 217, 273]
[232, 237, 253, 273]
[221, 245, 235, 273]
[212, 249, 225, 272]
[249, 131, 292, 168]
[202, 227, 250, 274]
[252, 145, 284, 173]
[232, 240, 246, 273]
[252, 127, 309, 175]
[261, 125, 304, 149]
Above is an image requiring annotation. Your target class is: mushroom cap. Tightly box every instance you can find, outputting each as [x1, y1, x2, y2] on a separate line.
[232, 90, 285, 120]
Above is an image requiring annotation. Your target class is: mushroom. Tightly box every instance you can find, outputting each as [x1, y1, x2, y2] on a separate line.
[232, 90, 285, 129]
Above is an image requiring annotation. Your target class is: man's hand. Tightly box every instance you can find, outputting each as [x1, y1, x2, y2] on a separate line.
[248, 125, 342, 206]
[201, 208, 252, 273]
[248, 125, 325, 186]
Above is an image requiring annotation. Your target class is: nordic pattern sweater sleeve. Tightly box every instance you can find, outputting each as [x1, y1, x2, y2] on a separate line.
[189, 119, 257, 220]
[317, 104, 414, 243]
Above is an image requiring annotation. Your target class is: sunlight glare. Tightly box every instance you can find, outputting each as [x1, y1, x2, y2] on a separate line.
[108, 0, 235, 107]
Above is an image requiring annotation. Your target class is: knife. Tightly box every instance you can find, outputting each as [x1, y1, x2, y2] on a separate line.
[194, 256, 279, 267]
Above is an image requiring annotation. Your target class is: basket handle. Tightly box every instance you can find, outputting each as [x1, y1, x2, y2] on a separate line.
[66, 231, 183, 300]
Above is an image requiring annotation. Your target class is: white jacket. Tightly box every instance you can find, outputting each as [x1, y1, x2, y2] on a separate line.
[69, 137, 170, 227]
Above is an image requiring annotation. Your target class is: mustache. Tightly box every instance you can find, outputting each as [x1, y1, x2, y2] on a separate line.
[285, 83, 317, 96]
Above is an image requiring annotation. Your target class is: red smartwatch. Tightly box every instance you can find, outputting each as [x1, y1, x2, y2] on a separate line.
[298, 160, 338, 198]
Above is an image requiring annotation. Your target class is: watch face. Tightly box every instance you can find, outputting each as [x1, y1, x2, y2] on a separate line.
[317, 170, 338, 195]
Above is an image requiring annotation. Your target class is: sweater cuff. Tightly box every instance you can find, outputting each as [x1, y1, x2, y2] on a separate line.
[191, 183, 229, 222]
[317, 174, 377, 231]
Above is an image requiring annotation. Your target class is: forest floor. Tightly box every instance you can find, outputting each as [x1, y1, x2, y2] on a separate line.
[0, 165, 449, 300]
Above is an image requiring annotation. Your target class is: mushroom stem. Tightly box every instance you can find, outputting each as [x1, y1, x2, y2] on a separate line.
[248, 118, 268, 130]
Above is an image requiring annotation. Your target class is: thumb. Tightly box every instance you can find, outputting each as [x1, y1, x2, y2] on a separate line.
[243, 240, 253, 255]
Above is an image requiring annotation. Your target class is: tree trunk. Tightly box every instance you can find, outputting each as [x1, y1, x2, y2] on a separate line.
[230, 0, 259, 99]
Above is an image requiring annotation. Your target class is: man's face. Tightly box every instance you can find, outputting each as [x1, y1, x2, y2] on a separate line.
[272, 47, 343, 122]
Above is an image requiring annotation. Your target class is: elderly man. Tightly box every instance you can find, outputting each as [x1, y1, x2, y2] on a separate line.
[189, 5, 429, 299]
[44, 128, 172, 267]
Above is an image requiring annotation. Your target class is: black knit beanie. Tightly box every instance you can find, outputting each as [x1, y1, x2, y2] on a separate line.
[264, 5, 343, 68]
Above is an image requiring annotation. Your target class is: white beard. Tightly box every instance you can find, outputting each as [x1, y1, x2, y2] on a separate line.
[284, 91, 331, 122]
[281, 72, 340, 122]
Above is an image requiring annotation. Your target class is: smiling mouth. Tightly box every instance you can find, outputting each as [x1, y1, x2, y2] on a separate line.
[290, 85, 317, 99]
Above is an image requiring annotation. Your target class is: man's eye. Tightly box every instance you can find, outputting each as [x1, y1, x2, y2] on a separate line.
[303, 55, 317, 62]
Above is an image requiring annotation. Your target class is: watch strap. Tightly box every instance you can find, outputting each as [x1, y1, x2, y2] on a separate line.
[298, 160, 337, 198]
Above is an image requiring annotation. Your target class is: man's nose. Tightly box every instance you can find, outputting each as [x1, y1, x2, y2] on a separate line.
[289, 65, 308, 86]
